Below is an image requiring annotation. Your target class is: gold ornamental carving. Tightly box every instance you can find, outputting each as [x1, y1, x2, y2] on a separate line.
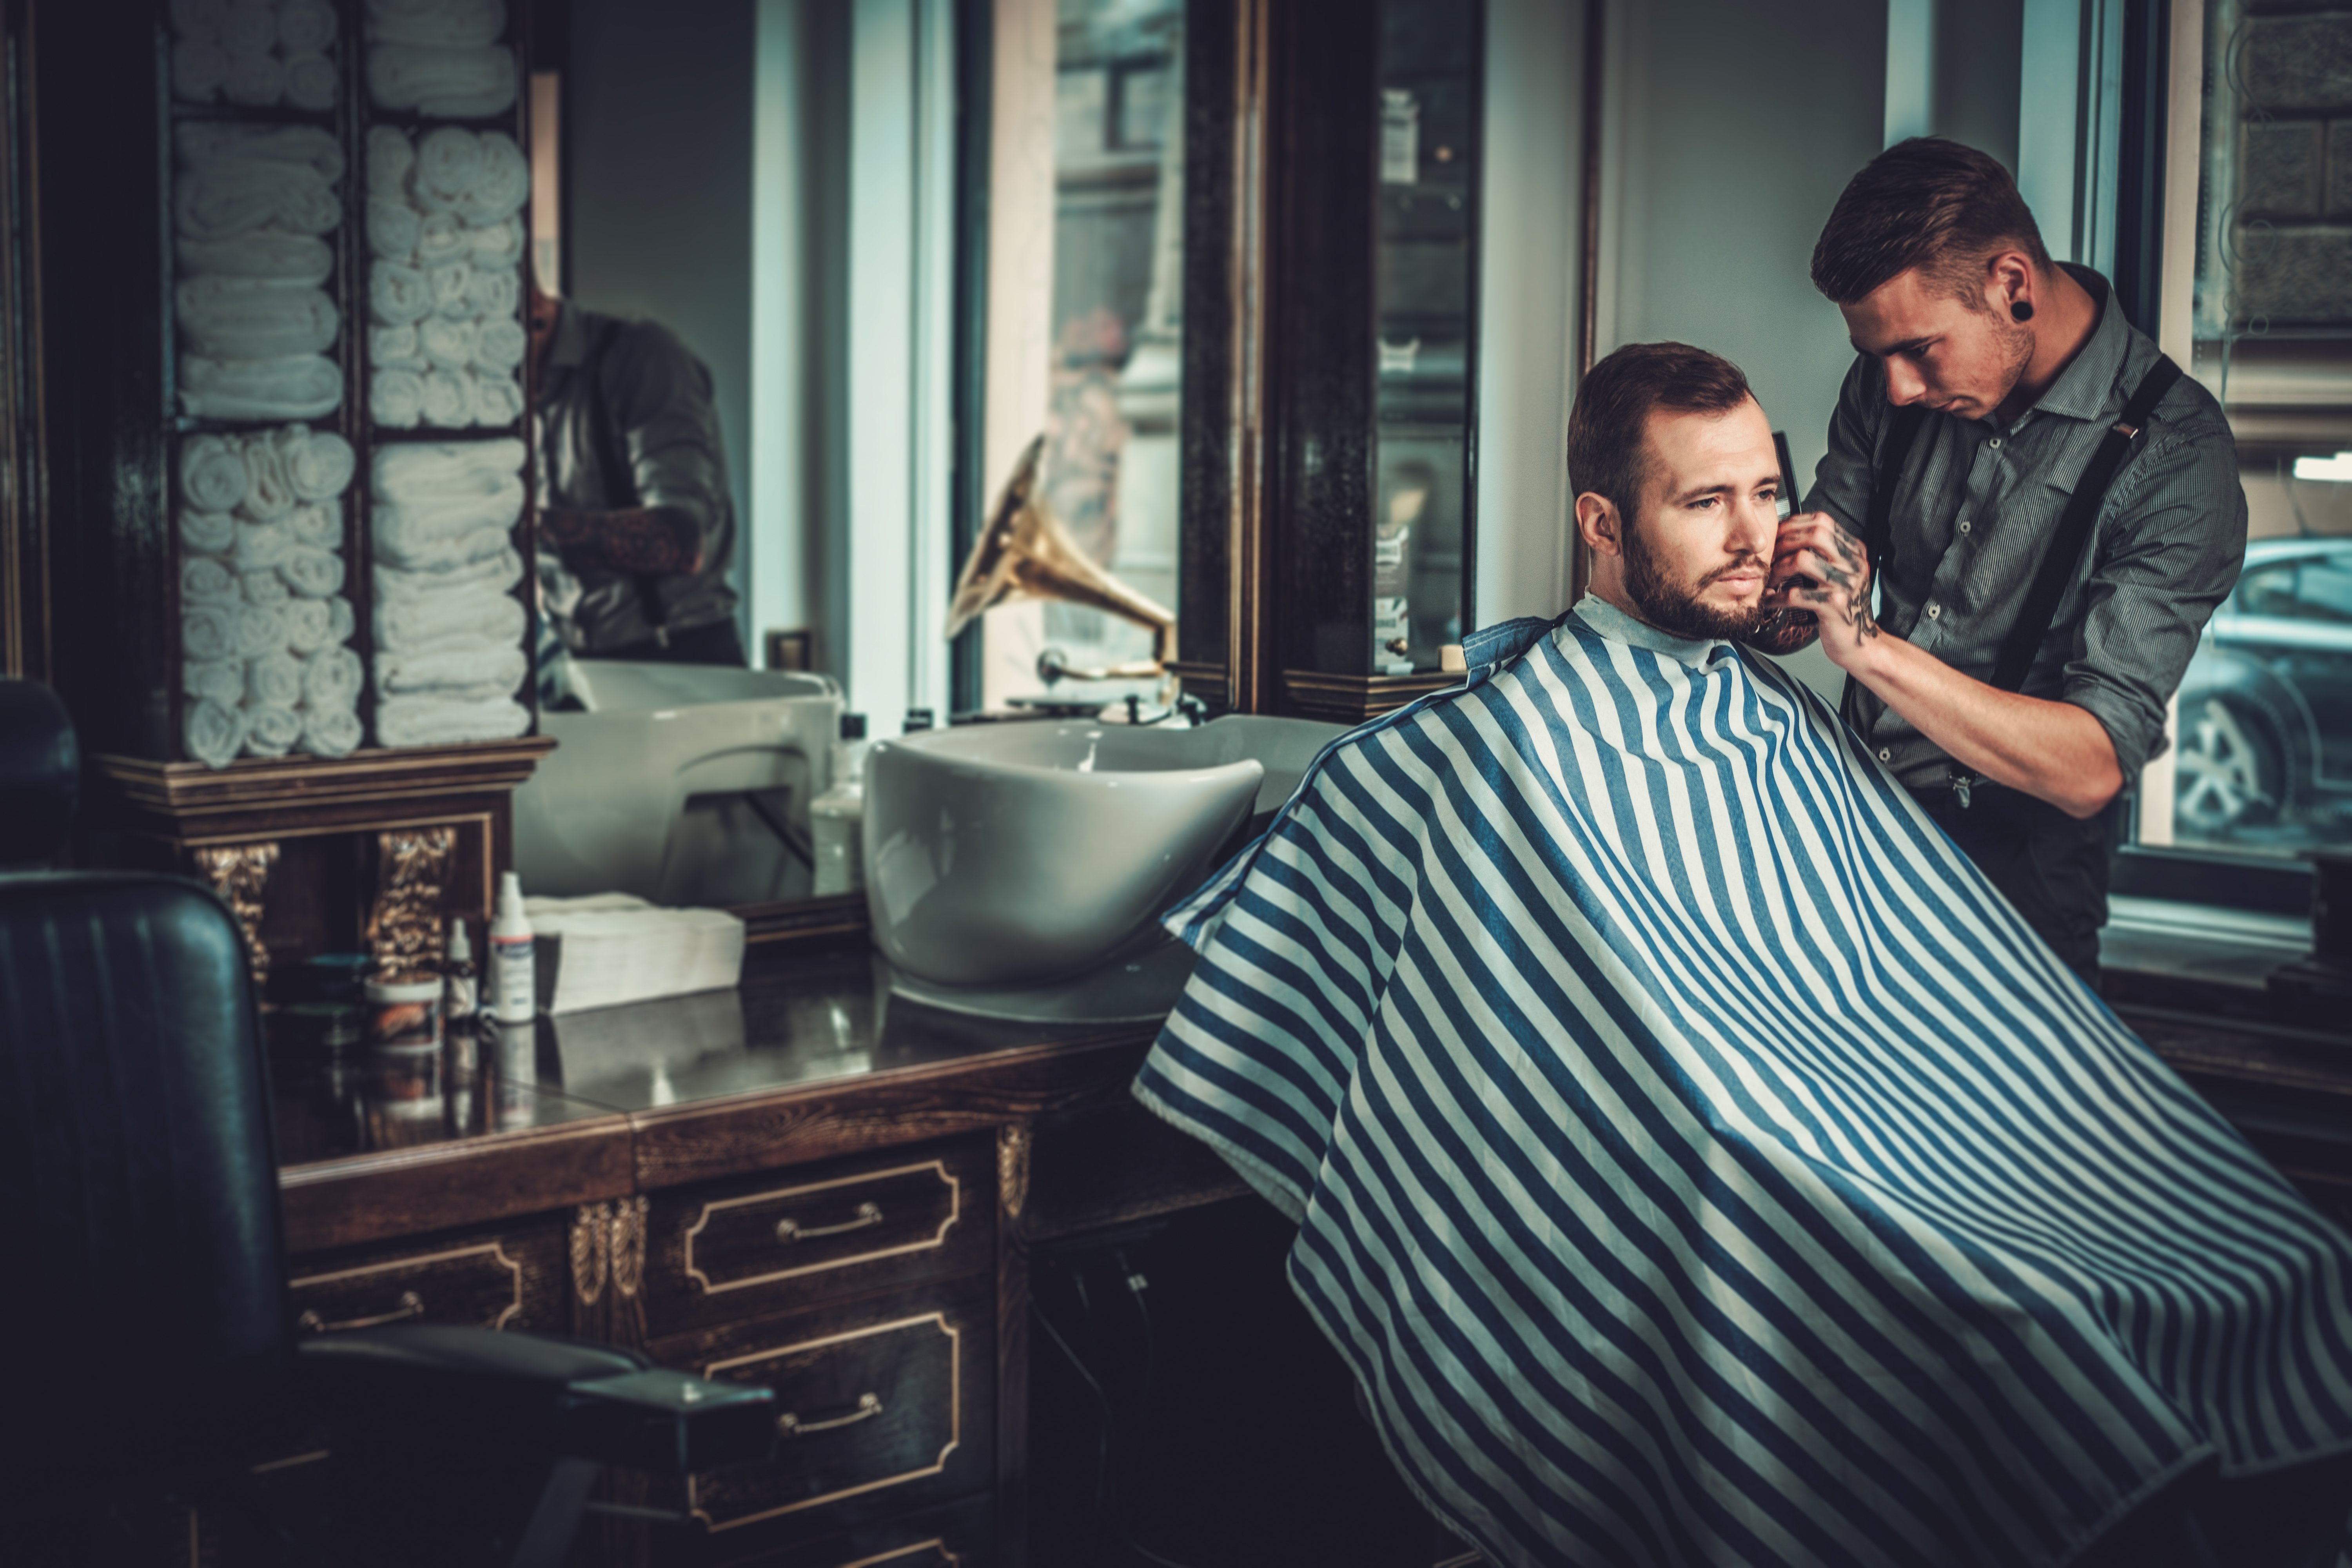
[608, 1195, 648, 1299]
[998, 1123, 1031, 1220]
[570, 1202, 610, 1307]
[192, 840, 279, 988]
[367, 825, 456, 983]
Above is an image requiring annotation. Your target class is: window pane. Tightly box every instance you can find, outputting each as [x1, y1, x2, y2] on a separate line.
[2170, 0, 2352, 854]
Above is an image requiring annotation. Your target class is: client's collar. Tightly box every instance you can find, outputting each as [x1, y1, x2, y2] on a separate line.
[1570, 595, 1730, 667]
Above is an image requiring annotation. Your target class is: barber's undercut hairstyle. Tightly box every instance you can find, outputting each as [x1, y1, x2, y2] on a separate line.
[1568, 341, 1754, 524]
[1810, 136, 2051, 308]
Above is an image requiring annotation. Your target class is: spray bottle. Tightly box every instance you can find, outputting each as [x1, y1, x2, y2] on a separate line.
[489, 871, 536, 1024]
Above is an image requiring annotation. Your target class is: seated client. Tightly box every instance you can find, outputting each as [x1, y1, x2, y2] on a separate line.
[1134, 343, 2352, 1567]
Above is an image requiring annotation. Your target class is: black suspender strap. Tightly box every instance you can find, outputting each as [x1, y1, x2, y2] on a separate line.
[1863, 402, 1929, 587]
[1987, 354, 2184, 693]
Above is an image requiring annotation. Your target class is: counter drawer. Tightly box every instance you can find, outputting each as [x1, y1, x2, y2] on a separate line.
[665, 1273, 993, 1542]
[646, 1136, 995, 1335]
[702, 1495, 991, 1568]
[287, 1216, 568, 1337]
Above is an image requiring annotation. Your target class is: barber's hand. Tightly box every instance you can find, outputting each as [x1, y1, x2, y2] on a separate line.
[1767, 511, 1882, 664]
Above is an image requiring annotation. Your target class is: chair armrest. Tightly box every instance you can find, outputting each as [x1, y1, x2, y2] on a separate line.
[299, 1325, 775, 1473]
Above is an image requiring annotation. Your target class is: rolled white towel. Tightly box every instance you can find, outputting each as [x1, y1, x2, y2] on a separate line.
[373, 514, 513, 572]
[240, 439, 296, 519]
[376, 642, 528, 697]
[372, 471, 525, 531]
[370, 322, 423, 368]
[366, 42, 517, 119]
[241, 568, 291, 609]
[176, 159, 339, 240]
[470, 369, 524, 428]
[184, 604, 238, 662]
[176, 231, 333, 285]
[464, 267, 517, 321]
[181, 555, 239, 604]
[367, 124, 416, 198]
[367, 198, 420, 263]
[185, 698, 246, 769]
[371, 368, 425, 428]
[278, 545, 346, 598]
[180, 354, 342, 420]
[247, 650, 303, 707]
[457, 132, 528, 224]
[234, 603, 289, 657]
[175, 277, 337, 360]
[282, 596, 336, 653]
[221, 52, 288, 109]
[376, 544, 522, 600]
[375, 695, 529, 750]
[329, 595, 356, 644]
[426, 260, 473, 318]
[183, 657, 247, 706]
[299, 704, 364, 759]
[419, 314, 477, 370]
[419, 366, 474, 427]
[369, 261, 432, 326]
[276, 425, 355, 501]
[221, 3, 276, 55]
[284, 53, 339, 112]
[180, 509, 238, 555]
[365, 0, 506, 48]
[179, 434, 249, 512]
[473, 315, 526, 370]
[303, 644, 365, 708]
[177, 122, 343, 181]
[231, 519, 295, 570]
[277, 0, 338, 53]
[243, 702, 303, 758]
[468, 214, 523, 267]
[173, 38, 229, 100]
[287, 498, 341, 546]
[372, 437, 525, 500]
[412, 127, 481, 209]
[416, 211, 468, 267]
[374, 584, 525, 652]
[172, 0, 230, 37]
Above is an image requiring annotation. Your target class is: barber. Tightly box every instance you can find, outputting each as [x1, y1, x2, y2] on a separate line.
[527, 282, 745, 666]
[1749, 138, 2246, 981]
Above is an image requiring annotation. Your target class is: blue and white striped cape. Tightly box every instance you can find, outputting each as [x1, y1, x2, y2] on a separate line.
[1133, 597, 2352, 1568]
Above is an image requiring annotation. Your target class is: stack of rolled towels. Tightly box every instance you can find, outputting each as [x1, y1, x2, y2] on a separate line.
[365, 0, 517, 118]
[171, 0, 341, 112]
[175, 122, 345, 423]
[367, 126, 529, 431]
[179, 424, 362, 769]
[371, 439, 531, 749]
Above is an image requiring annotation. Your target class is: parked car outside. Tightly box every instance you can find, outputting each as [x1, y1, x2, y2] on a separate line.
[2174, 535, 2352, 848]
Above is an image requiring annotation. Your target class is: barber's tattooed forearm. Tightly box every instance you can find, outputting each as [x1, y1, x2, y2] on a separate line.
[1788, 521, 1880, 646]
[542, 506, 704, 576]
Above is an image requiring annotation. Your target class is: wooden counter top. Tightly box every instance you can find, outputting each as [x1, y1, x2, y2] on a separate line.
[272, 940, 1167, 1254]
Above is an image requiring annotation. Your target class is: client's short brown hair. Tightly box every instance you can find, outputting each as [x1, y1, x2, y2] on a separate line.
[1568, 342, 1753, 523]
[1811, 136, 2051, 307]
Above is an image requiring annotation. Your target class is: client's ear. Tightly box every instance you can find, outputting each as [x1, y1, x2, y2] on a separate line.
[1575, 492, 1622, 558]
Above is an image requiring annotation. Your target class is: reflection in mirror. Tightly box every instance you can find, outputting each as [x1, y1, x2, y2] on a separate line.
[978, 0, 1188, 715]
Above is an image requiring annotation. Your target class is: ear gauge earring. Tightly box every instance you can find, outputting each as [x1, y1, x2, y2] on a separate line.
[2011, 300, 2035, 323]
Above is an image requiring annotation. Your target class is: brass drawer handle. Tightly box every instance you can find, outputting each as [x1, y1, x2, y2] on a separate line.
[296, 1289, 423, 1336]
[777, 1392, 882, 1437]
[775, 1201, 882, 1245]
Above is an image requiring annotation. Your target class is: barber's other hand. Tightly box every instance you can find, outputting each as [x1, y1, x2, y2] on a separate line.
[1767, 511, 1882, 664]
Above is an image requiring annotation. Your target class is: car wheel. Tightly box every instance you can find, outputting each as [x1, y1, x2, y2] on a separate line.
[2174, 695, 2286, 836]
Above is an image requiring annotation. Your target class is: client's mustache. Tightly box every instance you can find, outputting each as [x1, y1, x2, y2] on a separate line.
[1702, 555, 1770, 585]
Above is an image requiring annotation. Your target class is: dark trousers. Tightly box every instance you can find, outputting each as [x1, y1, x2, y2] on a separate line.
[1909, 783, 2113, 985]
[594, 618, 746, 667]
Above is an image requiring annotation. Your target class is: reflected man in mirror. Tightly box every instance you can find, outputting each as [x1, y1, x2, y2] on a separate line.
[528, 281, 743, 668]
[1747, 138, 2246, 981]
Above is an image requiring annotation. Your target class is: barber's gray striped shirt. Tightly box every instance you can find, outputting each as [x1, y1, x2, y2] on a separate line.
[1804, 266, 2246, 793]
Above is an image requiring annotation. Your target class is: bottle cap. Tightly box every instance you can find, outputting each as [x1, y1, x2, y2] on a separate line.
[497, 869, 524, 915]
[447, 917, 471, 962]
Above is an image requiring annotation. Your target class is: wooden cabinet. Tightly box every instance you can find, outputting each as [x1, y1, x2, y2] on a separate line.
[287, 1213, 569, 1336]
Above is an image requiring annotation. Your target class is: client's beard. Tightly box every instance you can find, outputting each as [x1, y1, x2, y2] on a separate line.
[1623, 523, 1769, 641]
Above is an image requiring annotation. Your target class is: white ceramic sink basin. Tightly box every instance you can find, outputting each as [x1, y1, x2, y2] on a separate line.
[864, 714, 1343, 987]
[514, 660, 841, 906]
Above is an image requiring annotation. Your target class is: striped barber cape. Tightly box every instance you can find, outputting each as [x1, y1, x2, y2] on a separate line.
[1132, 596, 2352, 1568]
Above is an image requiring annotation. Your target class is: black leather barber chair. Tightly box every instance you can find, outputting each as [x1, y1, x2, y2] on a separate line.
[0, 679, 775, 1566]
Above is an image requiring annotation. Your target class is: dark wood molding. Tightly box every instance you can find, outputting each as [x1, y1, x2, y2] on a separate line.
[1280, 667, 1457, 722]
[88, 736, 559, 820]
[279, 1116, 635, 1256]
